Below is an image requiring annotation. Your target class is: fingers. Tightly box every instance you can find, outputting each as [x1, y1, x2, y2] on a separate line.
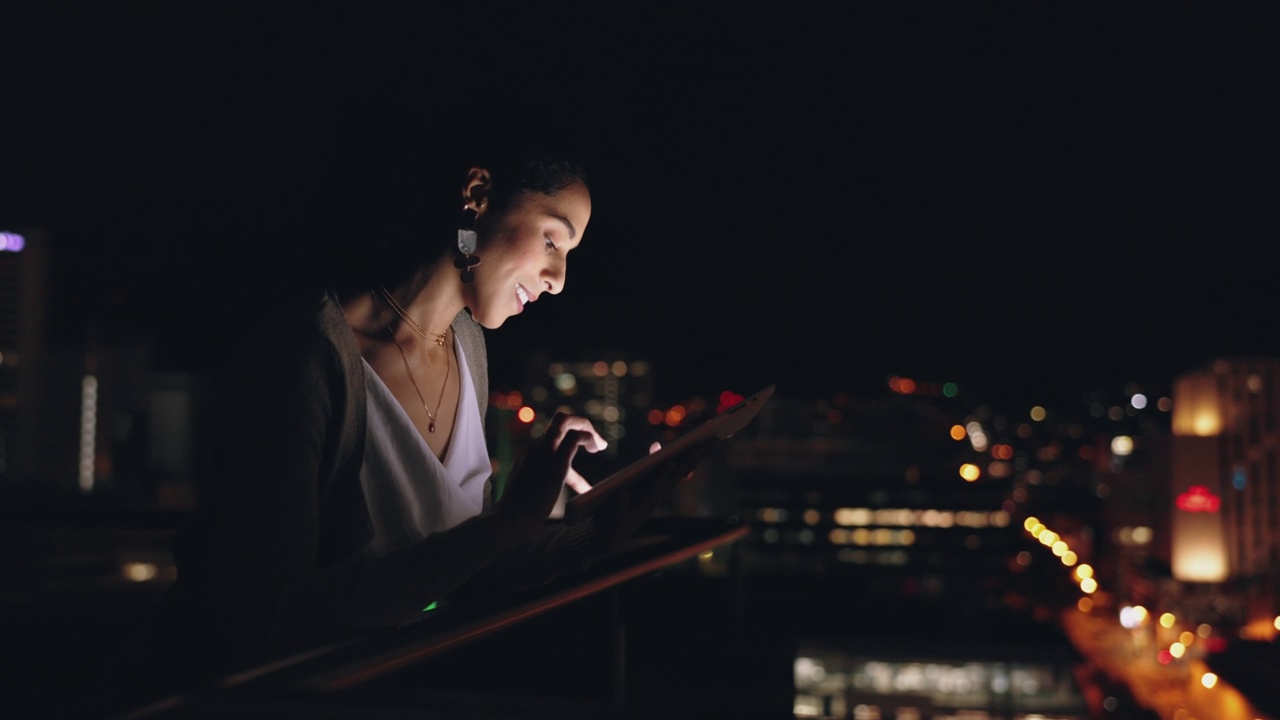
[547, 413, 608, 453]
[564, 466, 593, 495]
[649, 441, 662, 455]
[498, 429, 592, 531]
[552, 429, 590, 469]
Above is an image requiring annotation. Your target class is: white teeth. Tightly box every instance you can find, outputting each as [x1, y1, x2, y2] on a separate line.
[516, 284, 529, 305]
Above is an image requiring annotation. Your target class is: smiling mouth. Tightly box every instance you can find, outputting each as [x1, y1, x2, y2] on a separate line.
[516, 283, 530, 307]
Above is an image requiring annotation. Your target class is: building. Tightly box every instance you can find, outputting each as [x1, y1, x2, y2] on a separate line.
[712, 385, 1028, 603]
[0, 225, 203, 505]
[1170, 358, 1280, 592]
[0, 227, 49, 495]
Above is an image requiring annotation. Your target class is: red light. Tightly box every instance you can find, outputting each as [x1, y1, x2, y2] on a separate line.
[717, 390, 744, 414]
[1176, 485, 1221, 513]
[1157, 650, 1172, 665]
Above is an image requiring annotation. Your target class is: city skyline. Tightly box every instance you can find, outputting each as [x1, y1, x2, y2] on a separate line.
[3, 5, 1277, 717]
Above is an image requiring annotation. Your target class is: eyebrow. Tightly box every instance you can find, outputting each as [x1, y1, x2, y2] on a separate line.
[549, 213, 577, 240]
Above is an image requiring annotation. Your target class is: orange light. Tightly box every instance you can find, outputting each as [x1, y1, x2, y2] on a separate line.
[664, 405, 687, 427]
[959, 463, 981, 482]
[888, 376, 916, 394]
[517, 406, 536, 423]
[949, 424, 966, 441]
[991, 444, 1013, 460]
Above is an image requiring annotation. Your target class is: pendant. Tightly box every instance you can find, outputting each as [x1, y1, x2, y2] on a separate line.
[428, 421, 436, 433]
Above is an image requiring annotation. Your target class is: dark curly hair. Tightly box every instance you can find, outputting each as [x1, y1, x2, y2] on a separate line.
[481, 151, 590, 216]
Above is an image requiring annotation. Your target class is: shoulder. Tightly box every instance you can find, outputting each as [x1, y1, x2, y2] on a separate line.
[451, 308, 488, 420]
[258, 289, 355, 355]
[219, 289, 363, 393]
[451, 308, 487, 375]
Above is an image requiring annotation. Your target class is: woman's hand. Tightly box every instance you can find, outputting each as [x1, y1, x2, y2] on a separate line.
[494, 413, 607, 536]
[588, 441, 707, 552]
[544, 414, 606, 495]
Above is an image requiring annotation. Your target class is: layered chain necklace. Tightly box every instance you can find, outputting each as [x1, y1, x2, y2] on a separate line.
[374, 286, 451, 434]
[377, 284, 447, 346]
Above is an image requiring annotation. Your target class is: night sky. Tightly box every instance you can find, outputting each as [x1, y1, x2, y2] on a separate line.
[3, 0, 1278, 412]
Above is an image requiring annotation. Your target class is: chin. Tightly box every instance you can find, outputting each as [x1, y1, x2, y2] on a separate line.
[475, 312, 510, 330]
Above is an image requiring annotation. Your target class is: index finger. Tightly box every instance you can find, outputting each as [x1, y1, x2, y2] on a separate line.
[564, 467, 593, 495]
[546, 413, 608, 453]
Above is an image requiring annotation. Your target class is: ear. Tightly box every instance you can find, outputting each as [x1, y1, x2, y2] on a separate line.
[462, 167, 493, 217]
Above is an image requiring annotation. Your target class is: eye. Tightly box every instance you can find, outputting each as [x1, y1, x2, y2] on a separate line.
[544, 234, 559, 252]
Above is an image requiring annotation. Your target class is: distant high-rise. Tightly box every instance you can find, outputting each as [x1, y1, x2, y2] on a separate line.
[1170, 358, 1280, 583]
[0, 227, 49, 491]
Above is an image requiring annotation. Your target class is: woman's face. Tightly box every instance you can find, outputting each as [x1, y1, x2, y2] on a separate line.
[465, 179, 592, 329]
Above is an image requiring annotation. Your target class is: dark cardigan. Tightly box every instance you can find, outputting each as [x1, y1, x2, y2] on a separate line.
[170, 290, 594, 671]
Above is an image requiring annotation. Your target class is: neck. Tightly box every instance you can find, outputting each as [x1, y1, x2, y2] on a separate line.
[397, 256, 466, 332]
[358, 256, 466, 347]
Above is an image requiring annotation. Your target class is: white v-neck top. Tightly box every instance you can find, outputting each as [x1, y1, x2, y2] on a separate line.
[357, 337, 491, 558]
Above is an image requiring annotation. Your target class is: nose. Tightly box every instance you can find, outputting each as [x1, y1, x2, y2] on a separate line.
[543, 255, 567, 295]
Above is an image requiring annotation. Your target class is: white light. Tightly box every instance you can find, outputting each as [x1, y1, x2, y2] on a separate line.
[79, 374, 98, 492]
[1110, 435, 1134, 457]
[834, 507, 873, 526]
[122, 562, 158, 582]
[1120, 606, 1141, 629]
[1130, 393, 1148, 409]
[794, 657, 826, 683]
[1173, 510, 1229, 582]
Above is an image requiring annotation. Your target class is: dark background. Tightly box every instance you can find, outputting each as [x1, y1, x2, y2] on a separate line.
[4, 0, 1278, 411]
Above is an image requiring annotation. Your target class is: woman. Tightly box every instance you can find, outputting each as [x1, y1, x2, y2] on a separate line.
[170, 149, 683, 676]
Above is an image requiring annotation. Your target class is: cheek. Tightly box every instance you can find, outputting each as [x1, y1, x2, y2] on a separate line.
[496, 245, 543, 275]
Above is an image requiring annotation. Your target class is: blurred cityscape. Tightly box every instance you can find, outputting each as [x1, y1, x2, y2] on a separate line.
[2, 227, 1279, 720]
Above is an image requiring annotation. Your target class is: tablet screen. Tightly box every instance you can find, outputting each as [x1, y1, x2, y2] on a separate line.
[563, 384, 775, 524]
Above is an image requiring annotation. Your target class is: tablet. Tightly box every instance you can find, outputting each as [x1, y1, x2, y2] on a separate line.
[563, 384, 775, 524]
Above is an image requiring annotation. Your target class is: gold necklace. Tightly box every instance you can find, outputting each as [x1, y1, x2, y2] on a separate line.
[388, 326, 450, 434]
[376, 284, 447, 346]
